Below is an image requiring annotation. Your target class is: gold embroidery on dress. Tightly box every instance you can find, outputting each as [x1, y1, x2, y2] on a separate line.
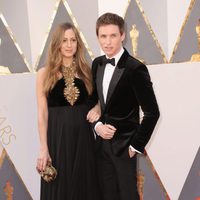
[62, 61, 80, 106]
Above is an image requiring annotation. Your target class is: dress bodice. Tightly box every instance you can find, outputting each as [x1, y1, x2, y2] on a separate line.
[47, 78, 89, 107]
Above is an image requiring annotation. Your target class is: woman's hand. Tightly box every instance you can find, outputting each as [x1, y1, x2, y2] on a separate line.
[87, 103, 101, 123]
[36, 147, 52, 172]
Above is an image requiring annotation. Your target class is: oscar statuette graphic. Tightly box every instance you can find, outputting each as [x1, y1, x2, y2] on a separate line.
[190, 19, 200, 62]
[3, 181, 14, 200]
[0, 37, 10, 74]
[129, 25, 144, 63]
[137, 170, 145, 200]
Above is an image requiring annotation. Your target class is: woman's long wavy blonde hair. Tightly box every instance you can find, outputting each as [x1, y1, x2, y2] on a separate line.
[43, 22, 92, 95]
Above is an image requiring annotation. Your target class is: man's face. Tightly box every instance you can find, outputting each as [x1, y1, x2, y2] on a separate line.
[97, 24, 125, 58]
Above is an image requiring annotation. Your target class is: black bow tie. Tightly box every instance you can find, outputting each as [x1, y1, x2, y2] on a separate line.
[103, 57, 115, 66]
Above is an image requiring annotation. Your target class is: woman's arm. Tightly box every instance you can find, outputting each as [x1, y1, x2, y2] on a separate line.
[36, 68, 51, 172]
[87, 102, 101, 123]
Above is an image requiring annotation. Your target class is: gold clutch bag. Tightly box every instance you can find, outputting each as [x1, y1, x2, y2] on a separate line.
[39, 163, 57, 183]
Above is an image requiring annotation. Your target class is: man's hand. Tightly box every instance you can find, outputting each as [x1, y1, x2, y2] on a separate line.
[128, 148, 136, 158]
[96, 124, 116, 139]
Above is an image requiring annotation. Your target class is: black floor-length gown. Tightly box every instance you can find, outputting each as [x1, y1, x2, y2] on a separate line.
[40, 77, 99, 200]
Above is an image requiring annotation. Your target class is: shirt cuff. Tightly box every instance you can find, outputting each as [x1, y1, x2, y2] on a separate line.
[94, 121, 103, 135]
[129, 145, 141, 154]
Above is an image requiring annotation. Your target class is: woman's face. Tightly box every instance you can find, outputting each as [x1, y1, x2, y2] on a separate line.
[60, 29, 77, 60]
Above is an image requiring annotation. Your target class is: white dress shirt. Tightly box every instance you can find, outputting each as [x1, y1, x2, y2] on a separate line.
[102, 48, 124, 103]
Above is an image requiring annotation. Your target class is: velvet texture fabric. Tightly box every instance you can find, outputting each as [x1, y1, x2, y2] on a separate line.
[41, 78, 100, 200]
[91, 48, 160, 155]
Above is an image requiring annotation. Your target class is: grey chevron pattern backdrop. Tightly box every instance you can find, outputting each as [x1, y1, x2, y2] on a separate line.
[0, 0, 200, 199]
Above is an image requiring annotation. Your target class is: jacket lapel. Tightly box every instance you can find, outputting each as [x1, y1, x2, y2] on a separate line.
[96, 60, 106, 110]
[105, 49, 129, 108]
[105, 66, 125, 105]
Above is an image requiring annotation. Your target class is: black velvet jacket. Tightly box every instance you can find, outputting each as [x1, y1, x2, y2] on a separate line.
[91, 48, 160, 155]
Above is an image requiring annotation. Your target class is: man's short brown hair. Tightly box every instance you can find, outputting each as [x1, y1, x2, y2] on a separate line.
[96, 12, 125, 36]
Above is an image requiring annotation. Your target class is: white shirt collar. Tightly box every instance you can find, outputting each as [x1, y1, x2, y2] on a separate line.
[105, 47, 124, 66]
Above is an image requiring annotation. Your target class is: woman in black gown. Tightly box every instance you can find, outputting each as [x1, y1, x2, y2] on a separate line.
[36, 23, 100, 200]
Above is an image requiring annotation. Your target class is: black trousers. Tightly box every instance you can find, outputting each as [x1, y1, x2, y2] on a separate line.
[96, 140, 139, 200]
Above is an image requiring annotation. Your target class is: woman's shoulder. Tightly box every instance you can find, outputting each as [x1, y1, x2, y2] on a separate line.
[36, 67, 48, 86]
[37, 66, 47, 75]
[37, 67, 48, 79]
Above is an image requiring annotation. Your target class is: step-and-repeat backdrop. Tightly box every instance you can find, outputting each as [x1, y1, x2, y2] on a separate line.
[0, 0, 200, 199]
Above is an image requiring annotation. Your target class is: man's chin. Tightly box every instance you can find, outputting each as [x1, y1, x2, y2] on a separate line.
[105, 52, 114, 57]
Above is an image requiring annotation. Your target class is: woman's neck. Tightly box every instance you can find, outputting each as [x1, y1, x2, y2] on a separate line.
[62, 57, 73, 66]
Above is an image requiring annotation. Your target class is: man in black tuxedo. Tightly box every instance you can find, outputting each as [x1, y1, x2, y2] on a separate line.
[91, 13, 160, 200]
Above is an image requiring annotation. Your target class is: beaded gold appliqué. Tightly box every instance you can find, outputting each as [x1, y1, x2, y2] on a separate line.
[62, 62, 80, 106]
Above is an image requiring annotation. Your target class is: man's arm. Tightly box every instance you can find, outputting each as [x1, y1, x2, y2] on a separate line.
[130, 64, 160, 153]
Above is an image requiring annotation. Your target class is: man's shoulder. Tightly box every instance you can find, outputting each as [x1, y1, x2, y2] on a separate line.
[127, 54, 144, 66]
[124, 55, 146, 73]
[121, 48, 146, 69]
[92, 55, 104, 65]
